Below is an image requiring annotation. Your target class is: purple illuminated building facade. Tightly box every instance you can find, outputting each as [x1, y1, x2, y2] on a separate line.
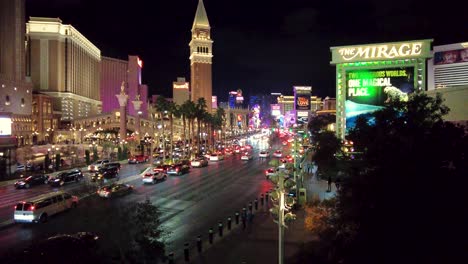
[100, 55, 148, 118]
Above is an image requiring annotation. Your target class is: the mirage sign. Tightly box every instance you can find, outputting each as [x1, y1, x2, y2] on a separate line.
[330, 40, 432, 64]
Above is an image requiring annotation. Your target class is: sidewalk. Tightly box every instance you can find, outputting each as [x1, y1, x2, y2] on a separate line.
[174, 172, 337, 264]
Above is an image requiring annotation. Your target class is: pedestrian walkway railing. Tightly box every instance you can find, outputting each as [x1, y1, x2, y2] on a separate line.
[169, 191, 273, 264]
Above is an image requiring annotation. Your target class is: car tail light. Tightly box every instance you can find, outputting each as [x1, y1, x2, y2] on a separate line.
[29, 206, 35, 211]
[176, 168, 180, 172]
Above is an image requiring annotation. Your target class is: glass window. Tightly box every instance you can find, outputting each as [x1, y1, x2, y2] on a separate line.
[36, 199, 52, 209]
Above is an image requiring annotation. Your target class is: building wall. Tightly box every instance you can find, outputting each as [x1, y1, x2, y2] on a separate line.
[27, 17, 101, 121]
[427, 42, 468, 124]
[100, 55, 148, 118]
[191, 63, 212, 112]
[173, 79, 190, 106]
[0, 0, 33, 146]
[100, 56, 128, 114]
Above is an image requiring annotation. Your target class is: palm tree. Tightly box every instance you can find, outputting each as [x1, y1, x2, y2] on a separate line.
[214, 107, 226, 147]
[167, 101, 180, 162]
[195, 98, 208, 153]
[153, 96, 169, 160]
[182, 100, 196, 158]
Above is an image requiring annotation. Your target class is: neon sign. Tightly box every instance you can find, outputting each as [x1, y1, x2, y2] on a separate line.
[331, 40, 432, 64]
[173, 83, 189, 89]
[137, 58, 143, 68]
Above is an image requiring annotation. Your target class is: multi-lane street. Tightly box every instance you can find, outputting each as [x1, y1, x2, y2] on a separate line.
[0, 138, 277, 259]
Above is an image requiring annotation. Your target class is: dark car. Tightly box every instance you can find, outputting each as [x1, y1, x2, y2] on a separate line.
[14, 174, 49, 189]
[102, 162, 121, 171]
[48, 169, 83, 187]
[91, 167, 119, 182]
[12, 232, 100, 264]
[167, 164, 190, 176]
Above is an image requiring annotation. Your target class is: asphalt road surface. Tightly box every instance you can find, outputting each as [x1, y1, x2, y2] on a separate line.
[0, 137, 279, 259]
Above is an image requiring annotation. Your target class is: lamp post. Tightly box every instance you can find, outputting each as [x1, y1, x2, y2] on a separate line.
[132, 95, 143, 153]
[116, 81, 129, 143]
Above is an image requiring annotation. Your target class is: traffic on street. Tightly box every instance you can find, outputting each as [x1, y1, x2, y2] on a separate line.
[0, 134, 296, 259]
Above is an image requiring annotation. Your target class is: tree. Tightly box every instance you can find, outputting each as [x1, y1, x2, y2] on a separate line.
[92, 148, 99, 162]
[167, 101, 180, 162]
[131, 199, 169, 262]
[154, 96, 169, 160]
[313, 131, 342, 180]
[307, 114, 336, 143]
[316, 92, 467, 264]
[85, 149, 91, 165]
[55, 153, 61, 171]
[195, 98, 208, 153]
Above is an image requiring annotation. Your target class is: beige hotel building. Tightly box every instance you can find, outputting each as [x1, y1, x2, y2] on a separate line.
[27, 17, 101, 124]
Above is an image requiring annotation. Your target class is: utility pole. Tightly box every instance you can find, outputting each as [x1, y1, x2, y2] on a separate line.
[270, 170, 297, 264]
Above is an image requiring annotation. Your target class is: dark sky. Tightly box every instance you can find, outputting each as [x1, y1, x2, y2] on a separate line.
[26, 0, 468, 102]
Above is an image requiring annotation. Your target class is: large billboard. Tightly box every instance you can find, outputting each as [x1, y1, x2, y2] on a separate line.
[345, 67, 414, 131]
[434, 48, 468, 65]
[0, 116, 12, 136]
[294, 86, 311, 111]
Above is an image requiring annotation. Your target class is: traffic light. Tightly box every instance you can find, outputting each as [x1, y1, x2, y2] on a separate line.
[269, 170, 297, 228]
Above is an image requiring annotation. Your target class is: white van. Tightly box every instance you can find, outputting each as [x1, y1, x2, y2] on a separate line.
[14, 192, 79, 223]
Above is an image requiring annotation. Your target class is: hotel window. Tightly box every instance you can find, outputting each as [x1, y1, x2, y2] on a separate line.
[48, 102, 51, 114]
[5, 95, 11, 105]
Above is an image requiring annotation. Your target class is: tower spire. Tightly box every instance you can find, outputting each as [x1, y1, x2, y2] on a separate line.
[192, 0, 210, 30]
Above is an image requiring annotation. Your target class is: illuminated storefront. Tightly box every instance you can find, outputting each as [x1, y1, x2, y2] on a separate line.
[330, 39, 433, 139]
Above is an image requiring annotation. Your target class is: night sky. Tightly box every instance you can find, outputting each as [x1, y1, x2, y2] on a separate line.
[25, 0, 468, 102]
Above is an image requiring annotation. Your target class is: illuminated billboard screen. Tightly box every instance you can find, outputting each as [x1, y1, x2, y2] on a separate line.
[345, 67, 414, 131]
[0, 117, 12, 136]
[434, 48, 468, 65]
[294, 87, 311, 111]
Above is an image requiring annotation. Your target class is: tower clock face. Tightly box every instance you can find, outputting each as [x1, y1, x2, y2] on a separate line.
[199, 31, 207, 38]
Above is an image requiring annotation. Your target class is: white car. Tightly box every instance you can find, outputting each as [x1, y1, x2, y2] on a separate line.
[273, 150, 283, 158]
[142, 171, 167, 184]
[209, 154, 224, 161]
[259, 151, 270, 158]
[14, 192, 78, 223]
[88, 159, 110, 172]
[241, 153, 253, 161]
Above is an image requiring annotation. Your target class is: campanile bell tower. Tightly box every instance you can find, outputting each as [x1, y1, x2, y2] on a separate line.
[189, 0, 213, 112]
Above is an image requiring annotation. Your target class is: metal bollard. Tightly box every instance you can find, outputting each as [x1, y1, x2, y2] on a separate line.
[184, 242, 190, 262]
[248, 202, 253, 212]
[227, 217, 232, 230]
[168, 252, 175, 264]
[218, 222, 223, 237]
[254, 199, 258, 210]
[235, 212, 239, 224]
[209, 228, 214, 244]
[197, 235, 202, 253]
[260, 194, 264, 206]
